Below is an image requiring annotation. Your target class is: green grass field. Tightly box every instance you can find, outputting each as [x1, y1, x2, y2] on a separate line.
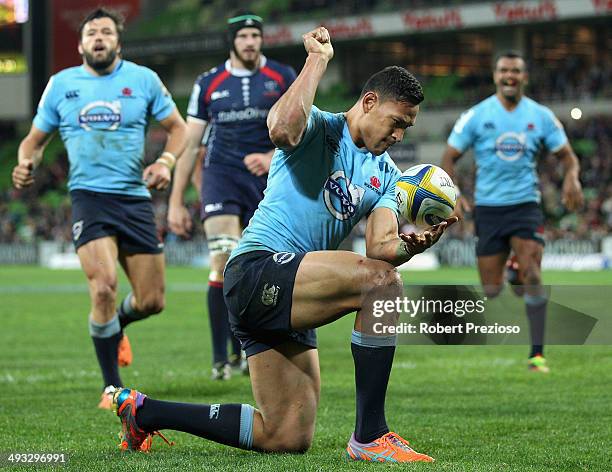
[1, 266, 611, 471]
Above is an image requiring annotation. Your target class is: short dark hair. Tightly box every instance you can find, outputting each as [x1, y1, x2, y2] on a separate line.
[493, 50, 526, 70]
[360, 66, 424, 105]
[78, 8, 125, 41]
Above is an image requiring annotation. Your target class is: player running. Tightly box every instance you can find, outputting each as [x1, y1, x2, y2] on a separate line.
[167, 11, 296, 380]
[11, 8, 187, 408]
[441, 51, 583, 372]
[111, 27, 457, 462]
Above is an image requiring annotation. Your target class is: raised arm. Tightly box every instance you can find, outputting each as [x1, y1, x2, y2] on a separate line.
[12, 125, 53, 189]
[553, 143, 583, 211]
[267, 27, 333, 150]
[365, 207, 457, 267]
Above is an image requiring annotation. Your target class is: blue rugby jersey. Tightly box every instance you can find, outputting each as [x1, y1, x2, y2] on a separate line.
[229, 106, 401, 259]
[33, 60, 176, 198]
[447, 95, 567, 206]
[186, 56, 296, 171]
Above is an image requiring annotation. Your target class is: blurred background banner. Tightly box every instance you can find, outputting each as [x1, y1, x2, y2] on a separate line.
[51, 0, 141, 73]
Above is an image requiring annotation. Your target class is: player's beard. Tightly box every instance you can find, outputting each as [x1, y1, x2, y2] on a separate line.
[232, 45, 259, 70]
[83, 48, 118, 72]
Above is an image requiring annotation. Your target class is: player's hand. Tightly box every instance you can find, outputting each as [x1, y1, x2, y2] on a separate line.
[143, 162, 172, 190]
[167, 202, 193, 237]
[302, 27, 333, 61]
[12, 159, 35, 189]
[561, 175, 584, 211]
[399, 217, 458, 256]
[244, 153, 272, 176]
[452, 196, 471, 220]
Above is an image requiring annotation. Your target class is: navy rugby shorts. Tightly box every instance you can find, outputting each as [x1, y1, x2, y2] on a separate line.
[70, 189, 162, 254]
[474, 202, 545, 256]
[200, 165, 267, 226]
[223, 250, 317, 357]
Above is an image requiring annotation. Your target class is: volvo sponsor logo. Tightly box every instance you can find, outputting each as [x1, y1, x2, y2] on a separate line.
[79, 101, 121, 131]
[495, 132, 526, 161]
[324, 170, 365, 221]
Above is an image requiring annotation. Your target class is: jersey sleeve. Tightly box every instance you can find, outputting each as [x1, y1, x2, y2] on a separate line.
[447, 107, 478, 153]
[32, 76, 60, 133]
[292, 105, 327, 150]
[186, 76, 209, 122]
[541, 106, 568, 153]
[147, 70, 175, 121]
[371, 160, 401, 216]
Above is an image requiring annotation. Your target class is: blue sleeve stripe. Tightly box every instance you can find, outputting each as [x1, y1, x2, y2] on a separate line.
[351, 329, 397, 348]
[239, 404, 255, 449]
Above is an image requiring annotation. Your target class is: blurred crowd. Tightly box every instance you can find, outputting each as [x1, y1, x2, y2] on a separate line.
[448, 115, 612, 241]
[1, 116, 610, 245]
[410, 60, 611, 110]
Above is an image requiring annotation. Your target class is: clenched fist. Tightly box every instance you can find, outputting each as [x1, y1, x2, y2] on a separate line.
[302, 27, 334, 62]
[12, 159, 35, 189]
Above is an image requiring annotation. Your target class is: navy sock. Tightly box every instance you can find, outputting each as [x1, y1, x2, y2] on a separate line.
[89, 315, 122, 388]
[351, 330, 396, 443]
[208, 282, 229, 364]
[136, 398, 254, 450]
[525, 294, 547, 358]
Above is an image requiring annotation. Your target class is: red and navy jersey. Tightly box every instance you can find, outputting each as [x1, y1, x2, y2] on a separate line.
[187, 56, 296, 171]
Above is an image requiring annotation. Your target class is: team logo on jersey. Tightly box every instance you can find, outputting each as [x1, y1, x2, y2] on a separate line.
[324, 170, 365, 221]
[261, 284, 280, 307]
[264, 80, 280, 92]
[272, 252, 296, 265]
[495, 132, 526, 161]
[79, 101, 121, 131]
[264, 79, 281, 98]
[72, 220, 84, 241]
[122, 87, 132, 96]
[364, 175, 382, 195]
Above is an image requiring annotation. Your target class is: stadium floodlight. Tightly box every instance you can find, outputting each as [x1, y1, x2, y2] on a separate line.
[570, 107, 583, 120]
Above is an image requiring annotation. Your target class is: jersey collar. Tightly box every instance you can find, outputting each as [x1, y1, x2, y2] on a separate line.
[494, 94, 526, 114]
[225, 55, 267, 77]
[342, 119, 372, 156]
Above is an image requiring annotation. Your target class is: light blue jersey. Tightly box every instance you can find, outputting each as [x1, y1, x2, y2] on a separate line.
[33, 60, 176, 197]
[447, 95, 567, 206]
[230, 106, 401, 258]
